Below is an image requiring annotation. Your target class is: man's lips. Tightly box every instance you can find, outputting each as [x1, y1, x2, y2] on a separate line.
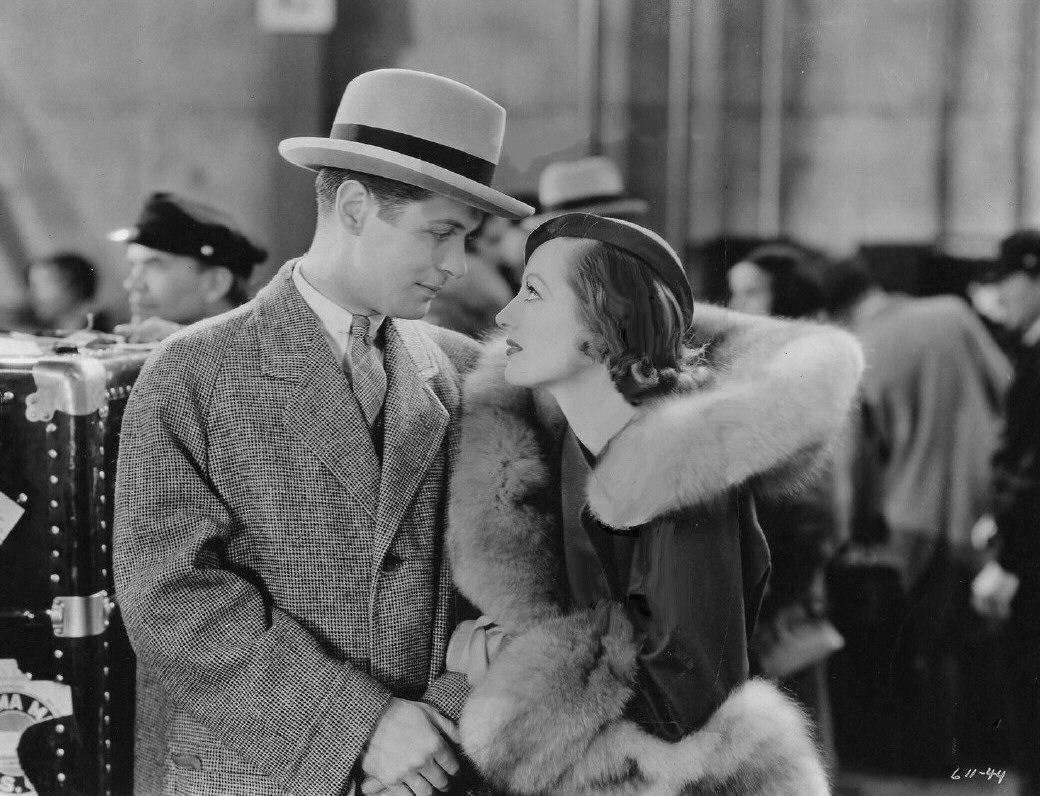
[505, 338, 523, 355]
[417, 282, 444, 294]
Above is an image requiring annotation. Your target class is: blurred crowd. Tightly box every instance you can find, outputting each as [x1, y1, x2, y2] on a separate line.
[2, 151, 1039, 793]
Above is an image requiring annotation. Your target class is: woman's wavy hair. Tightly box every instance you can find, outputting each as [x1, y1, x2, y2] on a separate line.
[566, 239, 704, 405]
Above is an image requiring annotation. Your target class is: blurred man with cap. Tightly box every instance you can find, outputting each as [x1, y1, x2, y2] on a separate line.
[971, 230, 1040, 795]
[109, 191, 267, 342]
[114, 69, 532, 796]
[522, 155, 648, 231]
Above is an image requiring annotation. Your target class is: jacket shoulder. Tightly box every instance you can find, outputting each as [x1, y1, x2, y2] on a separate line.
[415, 321, 483, 375]
[135, 304, 258, 397]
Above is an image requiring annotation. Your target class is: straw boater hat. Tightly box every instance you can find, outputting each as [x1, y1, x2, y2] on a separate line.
[522, 156, 650, 230]
[279, 69, 532, 220]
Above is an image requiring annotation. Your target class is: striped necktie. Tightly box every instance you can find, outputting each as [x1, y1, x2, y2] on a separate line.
[347, 316, 386, 427]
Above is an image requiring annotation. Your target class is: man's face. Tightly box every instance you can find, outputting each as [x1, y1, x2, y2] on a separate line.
[349, 195, 482, 319]
[994, 270, 1040, 334]
[727, 261, 773, 316]
[123, 243, 222, 324]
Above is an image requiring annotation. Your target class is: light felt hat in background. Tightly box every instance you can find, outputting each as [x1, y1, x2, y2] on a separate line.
[279, 69, 533, 220]
[522, 156, 650, 230]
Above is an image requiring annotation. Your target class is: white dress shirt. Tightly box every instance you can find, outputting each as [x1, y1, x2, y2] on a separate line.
[291, 260, 385, 372]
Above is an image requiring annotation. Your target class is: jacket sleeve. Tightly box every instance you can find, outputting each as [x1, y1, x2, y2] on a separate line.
[422, 671, 470, 721]
[690, 304, 865, 493]
[113, 353, 393, 796]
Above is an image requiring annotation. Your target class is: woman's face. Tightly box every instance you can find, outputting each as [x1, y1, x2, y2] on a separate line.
[727, 260, 773, 316]
[495, 237, 597, 389]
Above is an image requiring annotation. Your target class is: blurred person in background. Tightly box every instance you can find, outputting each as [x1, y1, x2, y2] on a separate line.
[726, 243, 843, 762]
[727, 242, 825, 319]
[522, 155, 648, 231]
[474, 191, 535, 292]
[821, 257, 1012, 776]
[109, 191, 267, 343]
[26, 251, 112, 334]
[970, 230, 1040, 796]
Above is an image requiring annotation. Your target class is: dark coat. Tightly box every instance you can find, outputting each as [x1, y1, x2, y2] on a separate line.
[994, 339, 1040, 625]
[448, 308, 864, 795]
[113, 263, 480, 796]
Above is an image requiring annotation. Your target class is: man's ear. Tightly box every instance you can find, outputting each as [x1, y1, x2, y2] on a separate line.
[335, 180, 374, 234]
[202, 266, 234, 303]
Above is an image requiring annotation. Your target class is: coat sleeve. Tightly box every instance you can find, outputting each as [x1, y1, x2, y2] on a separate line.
[993, 355, 1040, 578]
[113, 352, 393, 796]
[690, 304, 866, 496]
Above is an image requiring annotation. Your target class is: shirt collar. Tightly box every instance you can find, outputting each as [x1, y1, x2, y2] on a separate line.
[291, 259, 385, 343]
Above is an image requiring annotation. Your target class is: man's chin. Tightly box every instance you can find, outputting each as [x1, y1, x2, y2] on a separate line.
[394, 301, 433, 321]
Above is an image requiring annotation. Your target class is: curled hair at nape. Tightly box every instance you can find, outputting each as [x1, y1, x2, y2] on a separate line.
[567, 239, 696, 404]
[575, 331, 610, 362]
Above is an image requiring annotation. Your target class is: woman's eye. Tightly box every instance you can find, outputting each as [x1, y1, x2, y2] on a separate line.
[523, 283, 540, 301]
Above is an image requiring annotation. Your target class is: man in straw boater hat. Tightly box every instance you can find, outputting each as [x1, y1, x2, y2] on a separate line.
[521, 155, 649, 231]
[114, 69, 532, 796]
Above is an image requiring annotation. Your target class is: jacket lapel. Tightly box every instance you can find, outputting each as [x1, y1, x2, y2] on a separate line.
[372, 320, 450, 568]
[257, 263, 380, 520]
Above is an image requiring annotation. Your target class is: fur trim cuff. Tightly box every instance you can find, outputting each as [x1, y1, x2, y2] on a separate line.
[460, 604, 829, 795]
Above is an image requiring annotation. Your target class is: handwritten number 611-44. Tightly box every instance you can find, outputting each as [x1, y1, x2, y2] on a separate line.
[951, 767, 1006, 784]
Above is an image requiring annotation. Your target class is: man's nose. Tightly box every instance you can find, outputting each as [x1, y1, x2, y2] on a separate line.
[123, 265, 144, 292]
[439, 241, 468, 280]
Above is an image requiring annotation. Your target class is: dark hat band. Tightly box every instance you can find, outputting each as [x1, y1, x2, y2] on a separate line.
[331, 123, 496, 186]
[526, 213, 694, 326]
[543, 192, 628, 213]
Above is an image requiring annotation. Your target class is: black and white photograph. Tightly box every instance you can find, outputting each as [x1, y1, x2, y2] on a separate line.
[0, 2, 1038, 794]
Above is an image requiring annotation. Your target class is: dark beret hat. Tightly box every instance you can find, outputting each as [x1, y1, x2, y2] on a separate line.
[994, 229, 1040, 280]
[525, 212, 694, 328]
[108, 192, 267, 277]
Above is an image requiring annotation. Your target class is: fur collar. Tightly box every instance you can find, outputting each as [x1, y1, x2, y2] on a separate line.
[449, 317, 863, 630]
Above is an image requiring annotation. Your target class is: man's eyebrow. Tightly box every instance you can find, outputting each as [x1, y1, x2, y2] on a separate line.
[425, 218, 473, 233]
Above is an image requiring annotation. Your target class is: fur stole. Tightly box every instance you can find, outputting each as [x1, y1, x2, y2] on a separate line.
[449, 309, 862, 794]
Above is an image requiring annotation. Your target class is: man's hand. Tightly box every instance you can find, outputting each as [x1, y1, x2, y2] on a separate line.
[972, 560, 1020, 620]
[359, 698, 460, 796]
[971, 515, 998, 551]
[113, 316, 185, 344]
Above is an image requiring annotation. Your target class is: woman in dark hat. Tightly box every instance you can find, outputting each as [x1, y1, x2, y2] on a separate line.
[444, 213, 863, 795]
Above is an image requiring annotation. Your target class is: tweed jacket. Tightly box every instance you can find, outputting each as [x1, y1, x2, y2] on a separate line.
[113, 262, 480, 796]
[448, 310, 864, 795]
